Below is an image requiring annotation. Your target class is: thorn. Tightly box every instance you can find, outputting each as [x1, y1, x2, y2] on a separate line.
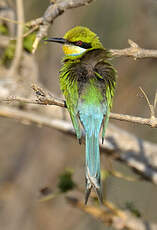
[139, 87, 155, 117]
[128, 39, 138, 48]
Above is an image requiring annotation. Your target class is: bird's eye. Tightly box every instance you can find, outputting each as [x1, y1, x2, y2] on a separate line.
[73, 41, 92, 49]
[76, 41, 83, 46]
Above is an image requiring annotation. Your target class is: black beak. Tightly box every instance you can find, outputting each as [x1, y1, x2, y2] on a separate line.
[45, 37, 67, 44]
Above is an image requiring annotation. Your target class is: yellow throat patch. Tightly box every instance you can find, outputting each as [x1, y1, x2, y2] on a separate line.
[62, 44, 86, 56]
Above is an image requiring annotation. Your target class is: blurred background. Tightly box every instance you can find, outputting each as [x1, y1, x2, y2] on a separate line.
[0, 0, 157, 229]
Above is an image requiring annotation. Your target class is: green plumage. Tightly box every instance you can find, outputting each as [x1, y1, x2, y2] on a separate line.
[60, 48, 116, 142]
[46, 26, 117, 204]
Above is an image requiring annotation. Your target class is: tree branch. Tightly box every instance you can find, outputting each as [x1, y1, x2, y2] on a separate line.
[66, 196, 157, 230]
[3, 2, 157, 59]
[31, 0, 94, 53]
[110, 39, 157, 59]
[110, 113, 157, 128]
[0, 84, 156, 128]
[0, 105, 157, 185]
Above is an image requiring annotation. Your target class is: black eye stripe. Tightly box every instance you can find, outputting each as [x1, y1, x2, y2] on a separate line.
[72, 41, 92, 49]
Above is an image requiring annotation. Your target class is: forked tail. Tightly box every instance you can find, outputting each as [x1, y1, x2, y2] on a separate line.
[85, 131, 103, 204]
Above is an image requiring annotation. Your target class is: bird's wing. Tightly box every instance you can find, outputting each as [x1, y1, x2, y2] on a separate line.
[59, 64, 82, 141]
[94, 60, 117, 143]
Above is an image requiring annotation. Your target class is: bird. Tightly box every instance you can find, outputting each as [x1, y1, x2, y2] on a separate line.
[45, 26, 116, 204]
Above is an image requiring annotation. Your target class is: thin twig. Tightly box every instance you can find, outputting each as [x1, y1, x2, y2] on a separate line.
[0, 15, 23, 25]
[154, 90, 157, 110]
[23, 25, 39, 38]
[0, 96, 42, 105]
[0, 26, 38, 49]
[110, 39, 157, 59]
[109, 170, 137, 182]
[25, 17, 43, 28]
[139, 87, 155, 118]
[109, 112, 157, 128]
[8, 0, 24, 77]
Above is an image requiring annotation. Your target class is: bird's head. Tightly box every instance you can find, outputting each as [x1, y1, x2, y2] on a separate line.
[45, 26, 103, 56]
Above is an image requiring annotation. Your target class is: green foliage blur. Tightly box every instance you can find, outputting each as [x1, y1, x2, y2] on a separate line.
[1, 40, 15, 65]
[0, 23, 8, 35]
[0, 25, 36, 65]
[58, 169, 76, 193]
[23, 29, 36, 53]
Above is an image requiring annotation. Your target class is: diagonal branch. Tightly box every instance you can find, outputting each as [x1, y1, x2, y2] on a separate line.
[67, 196, 157, 230]
[31, 0, 94, 53]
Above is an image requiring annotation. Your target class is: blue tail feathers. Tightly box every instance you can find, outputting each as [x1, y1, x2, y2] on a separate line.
[79, 104, 105, 204]
[85, 131, 103, 204]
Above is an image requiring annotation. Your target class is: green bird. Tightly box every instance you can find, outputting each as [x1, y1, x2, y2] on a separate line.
[46, 26, 116, 204]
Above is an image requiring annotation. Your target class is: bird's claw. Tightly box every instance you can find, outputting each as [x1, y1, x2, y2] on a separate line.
[85, 187, 92, 205]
